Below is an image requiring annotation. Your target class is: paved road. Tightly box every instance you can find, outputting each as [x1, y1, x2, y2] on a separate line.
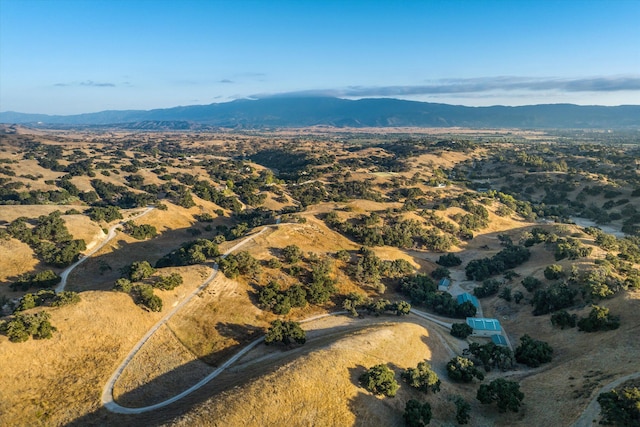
[55, 207, 155, 293]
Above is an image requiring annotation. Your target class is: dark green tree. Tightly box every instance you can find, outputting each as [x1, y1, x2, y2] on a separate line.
[577, 305, 620, 332]
[359, 364, 399, 397]
[450, 323, 473, 339]
[454, 396, 471, 425]
[264, 320, 306, 346]
[402, 360, 441, 394]
[514, 334, 553, 367]
[597, 387, 640, 426]
[403, 400, 432, 427]
[446, 356, 485, 383]
[476, 378, 524, 413]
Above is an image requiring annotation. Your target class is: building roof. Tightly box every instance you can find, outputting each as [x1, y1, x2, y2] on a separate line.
[457, 292, 480, 308]
[491, 334, 508, 346]
[466, 317, 501, 331]
[438, 278, 451, 288]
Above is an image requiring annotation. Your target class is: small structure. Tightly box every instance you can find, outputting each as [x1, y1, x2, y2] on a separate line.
[466, 317, 502, 337]
[457, 292, 480, 309]
[438, 278, 451, 292]
[491, 334, 508, 346]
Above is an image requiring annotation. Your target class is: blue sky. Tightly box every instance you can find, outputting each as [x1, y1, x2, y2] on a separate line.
[1, 0, 639, 114]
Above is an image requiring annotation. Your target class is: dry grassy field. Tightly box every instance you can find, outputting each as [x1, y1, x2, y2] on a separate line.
[0, 125, 638, 426]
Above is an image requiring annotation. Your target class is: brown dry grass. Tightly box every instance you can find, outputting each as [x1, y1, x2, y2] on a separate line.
[1, 127, 638, 427]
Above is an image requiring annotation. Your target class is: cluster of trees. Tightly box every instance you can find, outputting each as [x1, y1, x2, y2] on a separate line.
[597, 386, 640, 426]
[90, 179, 157, 209]
[324, 211, 458, 252]
[155, 239, 219, 267]
[340, 293, 411, 317]
[465, 245, 531, 281]
[349, 247, 414, 288]
[361, 354, 524, 424]
[14, 289, 79, 312]
[114, 261, 184, 312]
[463, 342, 515, 372]
[401, 360, 441, 394]
[1, 312, 56, 342]
[10, 270, 61, 291]
[446, 356, 485, 382]
[87, 206, 122, 222]
[437, 253, 462, 267]
[473, 279, 501, 298]
[531, 283, 578, 315]
[450, 323, 473, 339]
[399, 274, 476, 318]
[122, 221, 157, 240]
[577, 305, 621, 332]
[218, 251, 262, 279]
[477, 379, 525, 413]
[6, 212, 86, 268]
[257, 281, 307, 315]
[554, 238, 593, 261]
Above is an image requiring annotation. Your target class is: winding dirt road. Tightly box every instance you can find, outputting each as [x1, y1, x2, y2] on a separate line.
[55, 207, 155, 293]
[571, 371, 640, 427]
[101, 224, 274, 414]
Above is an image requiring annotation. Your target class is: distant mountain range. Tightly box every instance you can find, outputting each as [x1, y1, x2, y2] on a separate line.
[1, 97, 639, 129]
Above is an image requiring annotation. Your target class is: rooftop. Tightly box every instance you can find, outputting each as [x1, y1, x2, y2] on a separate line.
[466, 317, 501, 331]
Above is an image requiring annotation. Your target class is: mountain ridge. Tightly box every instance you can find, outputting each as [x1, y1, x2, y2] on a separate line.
[1, 97, 639, 129]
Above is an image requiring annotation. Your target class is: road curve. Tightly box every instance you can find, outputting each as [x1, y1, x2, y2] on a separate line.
[55, 207, 155, 293]
[99, 219, 508, 415]
[571, 371, 640, 427]
[101, 225, 273, 414]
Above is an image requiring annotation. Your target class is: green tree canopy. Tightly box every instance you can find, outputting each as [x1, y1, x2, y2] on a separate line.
[359, 364, 399, 397]
[403, 400, 432, 427]
[477, 378, 525, 413]
[401, 360, 441, 394]
[264, 320, 306, 346]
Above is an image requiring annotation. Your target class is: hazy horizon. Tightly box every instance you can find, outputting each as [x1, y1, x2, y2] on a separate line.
[1, 0, 639, 115]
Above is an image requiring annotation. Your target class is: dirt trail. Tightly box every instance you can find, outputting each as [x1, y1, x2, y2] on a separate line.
[55, 207, 155, 293]
[571, 371, 640, 427]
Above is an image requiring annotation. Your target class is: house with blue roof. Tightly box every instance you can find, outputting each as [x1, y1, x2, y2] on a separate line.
[457, 292, 480, 309]
[466, 317, 502, 337]
[438, 278, 451, 292]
